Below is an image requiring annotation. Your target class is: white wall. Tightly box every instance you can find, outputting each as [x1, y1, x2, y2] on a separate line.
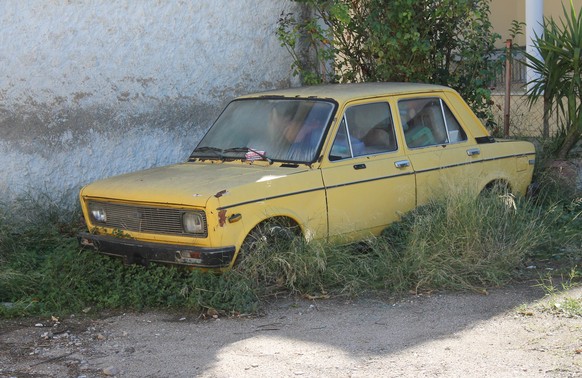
[0, 0, 300, 206]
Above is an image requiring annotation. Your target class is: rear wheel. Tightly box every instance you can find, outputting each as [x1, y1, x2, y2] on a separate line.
[481, 180, 511, 196]
[480, 180, 517, 211]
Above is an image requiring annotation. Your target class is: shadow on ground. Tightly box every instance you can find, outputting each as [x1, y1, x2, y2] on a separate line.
[6, 278, 577, 377]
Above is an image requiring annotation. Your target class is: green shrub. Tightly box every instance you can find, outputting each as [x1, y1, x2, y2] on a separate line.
[524, 4, 582, 159]
[277, 0, 500, 123]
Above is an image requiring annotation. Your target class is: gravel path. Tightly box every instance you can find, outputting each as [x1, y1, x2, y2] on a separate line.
[1, 282, 581, 377]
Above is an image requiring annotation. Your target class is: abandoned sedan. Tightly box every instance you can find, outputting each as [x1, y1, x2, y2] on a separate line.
[79, 83, 536, 269]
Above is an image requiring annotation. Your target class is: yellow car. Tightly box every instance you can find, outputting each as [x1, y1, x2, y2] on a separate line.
[79, 83, 536, 269]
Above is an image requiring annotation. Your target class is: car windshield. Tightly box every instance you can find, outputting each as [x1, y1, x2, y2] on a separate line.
[190, 98, 335, 163]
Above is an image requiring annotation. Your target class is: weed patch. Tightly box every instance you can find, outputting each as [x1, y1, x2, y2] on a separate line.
[1, 186, 580, 318]
[237, 189, 572, 296]
[378, 192, 551, 292]
[536, 268, 582, 318]
[0, 201, 259, 317]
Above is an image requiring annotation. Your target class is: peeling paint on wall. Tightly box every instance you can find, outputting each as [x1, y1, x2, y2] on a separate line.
[0, 0, 300, 206]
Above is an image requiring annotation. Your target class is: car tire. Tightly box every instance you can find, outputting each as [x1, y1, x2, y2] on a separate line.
[481, 180, 511, 196]
[236, 218, 300, 266]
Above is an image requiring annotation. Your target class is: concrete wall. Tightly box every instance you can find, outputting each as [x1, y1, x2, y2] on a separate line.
[0, 0, 300, 206]
[490, 0, 582, 47]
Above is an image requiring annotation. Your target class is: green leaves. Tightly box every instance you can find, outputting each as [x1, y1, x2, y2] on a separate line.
[328, 2, 350, 25]
[524, 3, 582, 158]
[277, 0, 500, 123]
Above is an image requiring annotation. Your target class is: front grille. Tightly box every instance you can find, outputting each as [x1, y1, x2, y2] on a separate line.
[87, 201, 207, 237]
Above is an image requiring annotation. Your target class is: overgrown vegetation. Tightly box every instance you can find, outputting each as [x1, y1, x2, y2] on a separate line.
[524, 3, 582, 159]
[1, 178, 580, 318]
[0, 203, 258, 317]
[535, 268, 582, 318]
[277, 0, 500, 123]
[236, 189, 572, 296]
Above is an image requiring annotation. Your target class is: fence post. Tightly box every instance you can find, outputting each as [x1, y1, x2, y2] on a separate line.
[504, 39, 512, 138]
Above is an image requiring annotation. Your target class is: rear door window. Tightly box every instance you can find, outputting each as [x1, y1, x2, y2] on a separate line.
[398, 98, 467, 148]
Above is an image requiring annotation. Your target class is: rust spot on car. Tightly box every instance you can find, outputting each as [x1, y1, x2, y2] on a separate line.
[215, 189, 227, 198]
[218, 210, 227, 227]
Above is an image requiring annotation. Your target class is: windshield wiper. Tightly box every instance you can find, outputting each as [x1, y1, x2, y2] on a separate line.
[223, 147, 273, 164]
[189, 146, 223, 160]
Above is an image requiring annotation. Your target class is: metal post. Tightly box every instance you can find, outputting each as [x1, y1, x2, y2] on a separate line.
[504, 39, 512, 138]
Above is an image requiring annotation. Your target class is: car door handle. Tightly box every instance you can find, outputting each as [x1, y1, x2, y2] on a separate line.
[353, 163, 366, 170]
[466, 148, 480, 156]
[394, 160, 410, 168]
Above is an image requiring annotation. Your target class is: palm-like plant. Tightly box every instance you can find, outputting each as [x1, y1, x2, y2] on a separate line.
[524, 3, 582, 159]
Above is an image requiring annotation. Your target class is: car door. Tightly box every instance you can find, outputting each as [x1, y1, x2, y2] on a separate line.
[396, 95, 481, 204]
[320, 100, 416, 242]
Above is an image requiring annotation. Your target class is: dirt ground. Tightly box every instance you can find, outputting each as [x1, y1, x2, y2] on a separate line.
[1, 279, 581, 378]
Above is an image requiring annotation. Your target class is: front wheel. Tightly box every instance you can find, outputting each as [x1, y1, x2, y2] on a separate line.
[236, 218, 300, 266]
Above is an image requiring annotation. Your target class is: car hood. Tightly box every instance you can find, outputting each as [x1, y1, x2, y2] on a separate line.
[80, 162, 311, 206]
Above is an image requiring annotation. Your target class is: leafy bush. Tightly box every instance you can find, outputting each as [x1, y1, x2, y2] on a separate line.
[524, 4, 582, 158]
[277, 0, 500, 123]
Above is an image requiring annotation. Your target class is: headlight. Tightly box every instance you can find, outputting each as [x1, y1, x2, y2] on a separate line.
[183, 212, 204, 234]
[89, 205, 107, 223]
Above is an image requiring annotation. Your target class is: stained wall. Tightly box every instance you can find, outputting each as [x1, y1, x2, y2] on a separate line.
[0, 0, 300, 205]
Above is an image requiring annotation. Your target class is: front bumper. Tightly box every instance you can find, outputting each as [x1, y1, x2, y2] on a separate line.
[78, 232, 236, 268]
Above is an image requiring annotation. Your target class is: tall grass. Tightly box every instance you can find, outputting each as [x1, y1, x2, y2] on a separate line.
[1, 184, 580, 318]
[0, 201, 258, 317]
[379, 191, 549, 291]
[238, 189, 569, 296]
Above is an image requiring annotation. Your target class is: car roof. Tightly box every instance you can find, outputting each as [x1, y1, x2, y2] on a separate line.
[238, 82, 454, 103]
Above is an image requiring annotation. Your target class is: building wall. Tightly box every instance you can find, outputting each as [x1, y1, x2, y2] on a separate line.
[0, 0, 300, 206]
[490, 0, 582, 46]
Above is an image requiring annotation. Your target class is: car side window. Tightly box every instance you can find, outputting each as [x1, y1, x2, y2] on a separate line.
[399, 98, 467, 148]
[329, 102, 397, 161]
[442, 103, 467, 143]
